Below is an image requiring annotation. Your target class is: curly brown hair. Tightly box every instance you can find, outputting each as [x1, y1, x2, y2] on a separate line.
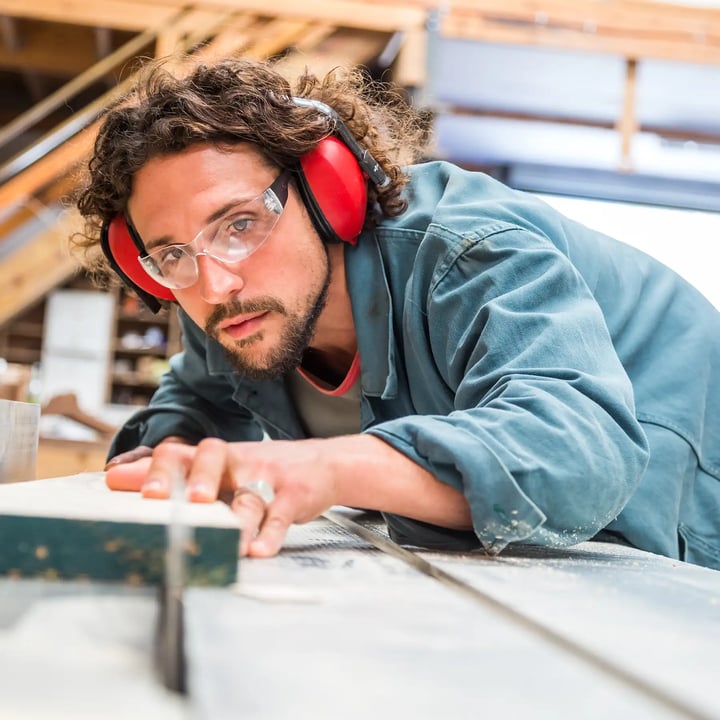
[72, 55, 429, 280]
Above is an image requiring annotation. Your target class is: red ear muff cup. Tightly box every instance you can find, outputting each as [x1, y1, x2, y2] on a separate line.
[107, 216, 176, 302]
[299, 136, 367, 244]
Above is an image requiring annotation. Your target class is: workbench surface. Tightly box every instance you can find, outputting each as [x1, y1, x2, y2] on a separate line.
[2, 511, 718, 720]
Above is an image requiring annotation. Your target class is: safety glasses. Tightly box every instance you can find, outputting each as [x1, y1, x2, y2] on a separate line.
[138, 171, 290, 290]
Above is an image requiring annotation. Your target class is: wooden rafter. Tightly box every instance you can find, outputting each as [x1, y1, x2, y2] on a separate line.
[0, 0, 425, 33]
[0, 4, 394, 329]
[1, 0, 719, 329]
[436, 0, 720, 65]
[0, 209, 84, 329]
[0, 1, 179, 32]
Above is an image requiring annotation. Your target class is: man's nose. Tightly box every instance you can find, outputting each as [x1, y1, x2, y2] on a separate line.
[195, 253, 245, 304]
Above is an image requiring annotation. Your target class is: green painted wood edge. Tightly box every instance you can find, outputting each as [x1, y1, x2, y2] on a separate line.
[0, 515, 239, 586]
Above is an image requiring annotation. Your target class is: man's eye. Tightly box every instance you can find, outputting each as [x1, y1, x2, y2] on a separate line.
[158, 246, 185, 264]
[228, 217, 252, 234]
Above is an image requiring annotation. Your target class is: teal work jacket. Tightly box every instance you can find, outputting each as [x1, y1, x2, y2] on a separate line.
[110, 161, 720, 569]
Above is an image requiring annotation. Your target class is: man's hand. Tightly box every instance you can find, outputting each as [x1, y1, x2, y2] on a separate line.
[105, 437, 340, 557]
[104, 436, 190, 471]
[104, 445, 154, 469]
[105, 435, 472, 559]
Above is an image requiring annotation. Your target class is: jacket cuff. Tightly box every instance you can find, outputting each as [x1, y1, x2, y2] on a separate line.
[367, 423, 547, 554]
[107, 404, 219, 459]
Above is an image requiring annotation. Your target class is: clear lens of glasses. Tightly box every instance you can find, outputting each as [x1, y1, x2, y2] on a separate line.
[139, 173, 289, 290]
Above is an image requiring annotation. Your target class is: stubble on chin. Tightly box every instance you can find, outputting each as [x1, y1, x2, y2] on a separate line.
[204, 279, 330, 381]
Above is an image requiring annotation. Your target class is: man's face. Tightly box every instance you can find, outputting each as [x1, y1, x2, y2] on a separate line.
[128, 143, 331, 379]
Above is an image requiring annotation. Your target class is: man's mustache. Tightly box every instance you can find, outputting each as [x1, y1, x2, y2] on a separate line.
[205, 297, 287, 338]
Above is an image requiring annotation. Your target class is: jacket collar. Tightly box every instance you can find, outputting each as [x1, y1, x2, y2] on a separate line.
[344, 233, 398, 399]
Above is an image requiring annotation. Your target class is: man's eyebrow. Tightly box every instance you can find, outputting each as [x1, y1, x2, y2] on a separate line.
[143, 197, 253, 251]
[204, 199, 244, 226]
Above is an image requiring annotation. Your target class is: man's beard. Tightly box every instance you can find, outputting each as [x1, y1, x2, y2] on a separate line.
[204, 264, 331, 380]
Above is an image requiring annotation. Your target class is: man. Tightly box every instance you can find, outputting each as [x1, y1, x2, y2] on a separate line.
[74, 57, 720, 567]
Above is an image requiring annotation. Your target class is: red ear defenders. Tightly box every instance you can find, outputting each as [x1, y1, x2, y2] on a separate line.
[99, 98, 389, 313]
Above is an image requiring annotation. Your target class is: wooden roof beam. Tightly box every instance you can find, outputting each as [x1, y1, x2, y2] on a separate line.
[379, 0, 720, 34]
[151, 0, 425, 32]
[0, 22, 113, 76]
[0, 209, 84, 329]
[0, 0, 180, 32]
[278, 26, 390, 78]
[154, 8, 237, 58]
[439, 13, 720, 65]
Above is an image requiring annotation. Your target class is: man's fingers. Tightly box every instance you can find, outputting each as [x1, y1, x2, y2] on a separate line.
[231, 491, 267, 556]
[105, 438, 193, 490]
[105, 456, 153, 491]
[142, 443, 194, 498]
[247, 497, 294, 558]
[248, 515, 290, 558]
[105, 446, 154, 470]
[186, 437, 226, 502]
[230, 482, 292, 558]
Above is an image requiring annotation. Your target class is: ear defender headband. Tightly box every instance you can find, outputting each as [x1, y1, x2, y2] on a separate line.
[99, 97, 389, 313]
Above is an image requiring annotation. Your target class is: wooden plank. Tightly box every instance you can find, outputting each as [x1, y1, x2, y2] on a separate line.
[0, 14, 20, 50]
[420, 0, 720, 36]
[239, 18, 316, 60]
[289, 22, 337, 51]
[0, 7, 265, 212]
[617, 57, 638, 170]
[36, 438, 111, 480]
[0, 87, 125, 211]
[153, 0, 425, 32]
[0, 21, 103, 76]
[155, 8, 236, 58]
[0, 24, 161, 153]
[0, 208, 83, 329]
[318, 0, 720, 39]
[440, 13, 720, 64]
[0, 0, 179, 31]
[394, 26, 427, 88]
[276, 27, 389, 79]
[0, 473, 240, 586]
[190, 15, 260, 60]
[0, 203, 40, 243]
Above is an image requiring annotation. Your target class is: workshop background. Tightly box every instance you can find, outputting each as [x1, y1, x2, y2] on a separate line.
[0, 0, 718, 478]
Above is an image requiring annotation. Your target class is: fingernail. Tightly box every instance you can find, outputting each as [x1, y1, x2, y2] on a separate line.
[250, 540, 266, 554]
[142, 480, 163, 496]
[187, 484, 213, 502]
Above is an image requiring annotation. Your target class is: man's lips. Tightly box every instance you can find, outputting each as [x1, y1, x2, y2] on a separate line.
[218, 311, 269, 340]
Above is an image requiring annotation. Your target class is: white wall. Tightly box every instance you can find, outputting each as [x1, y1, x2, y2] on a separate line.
[40, 289, 115, 412]
[537, 194, 720, 310]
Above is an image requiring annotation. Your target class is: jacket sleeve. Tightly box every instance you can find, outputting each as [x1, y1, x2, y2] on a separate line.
[108, 310, 263, 457]
[368, 225, 650, 553]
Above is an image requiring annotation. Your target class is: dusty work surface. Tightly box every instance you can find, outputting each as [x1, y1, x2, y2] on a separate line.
[0, 579, 187, 719]
[424, 541, 720, 720]
[184, 512, 720, 720]
[1, 509, 718, 719]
